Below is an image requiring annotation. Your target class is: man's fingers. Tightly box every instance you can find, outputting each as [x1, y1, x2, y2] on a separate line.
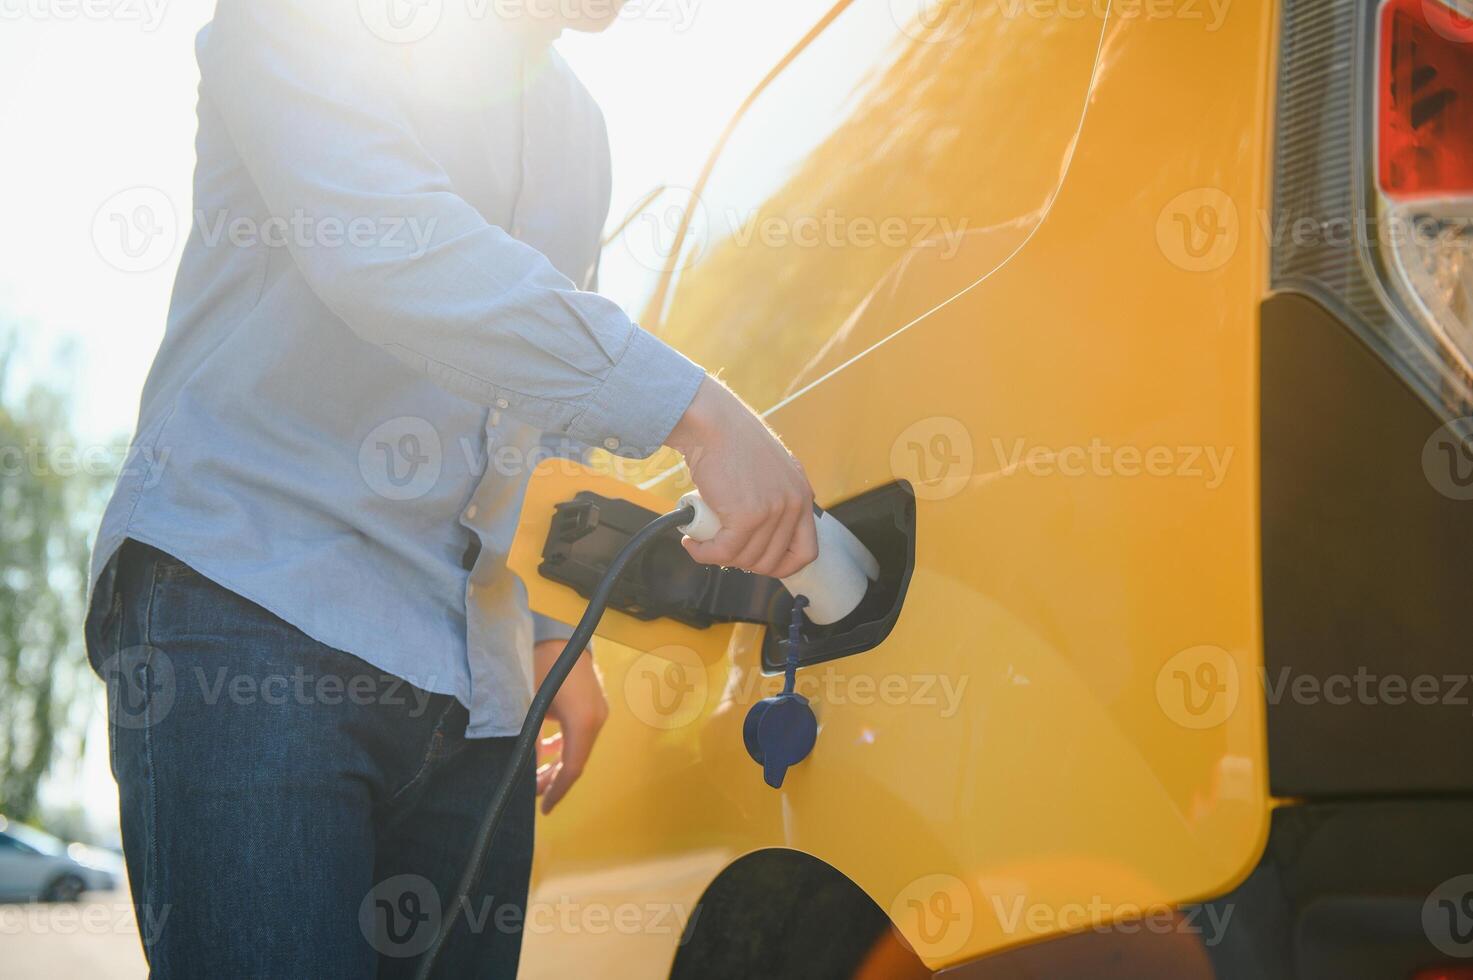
[537, 730, 561, 765]
[535, 732, 561, 797]
[541, 714, 600, 815]
[682, 526, 750, 568]
[728, 510, 782, 574]
[683, 491, 814, 575]
[749, 498, 802, 577]
[771, 506, 820, 579]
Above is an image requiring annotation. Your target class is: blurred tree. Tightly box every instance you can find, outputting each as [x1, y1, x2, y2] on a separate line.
[0, 339, 113, 822]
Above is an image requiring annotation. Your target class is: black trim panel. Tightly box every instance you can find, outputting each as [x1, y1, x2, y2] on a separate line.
[1262, 292, 1473, 797]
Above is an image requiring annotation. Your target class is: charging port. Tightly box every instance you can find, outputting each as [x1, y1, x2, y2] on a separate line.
[538, 492, 785, 629]
[537, 482, 915, 663]
[760, 481, 916, 671]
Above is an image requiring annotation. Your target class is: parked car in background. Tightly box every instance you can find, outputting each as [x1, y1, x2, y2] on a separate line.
[0, 816, 120, 903]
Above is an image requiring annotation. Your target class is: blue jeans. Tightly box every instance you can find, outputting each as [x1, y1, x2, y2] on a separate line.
[88, 541, 534, 978]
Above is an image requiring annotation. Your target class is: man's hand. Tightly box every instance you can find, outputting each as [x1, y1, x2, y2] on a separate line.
[534, 639, 608, 815]
[666, 376, 818, 578]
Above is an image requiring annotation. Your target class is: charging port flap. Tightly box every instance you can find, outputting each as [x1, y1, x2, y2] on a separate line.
[759, 482, 916, 671]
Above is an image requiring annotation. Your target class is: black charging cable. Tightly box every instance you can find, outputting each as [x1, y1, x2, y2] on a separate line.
[413, 503, 697, 980]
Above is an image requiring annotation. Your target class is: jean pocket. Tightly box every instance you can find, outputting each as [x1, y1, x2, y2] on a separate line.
[91, 589, 126, 778]
[86, 588, 124, 676]
[151, 552, 203, 583]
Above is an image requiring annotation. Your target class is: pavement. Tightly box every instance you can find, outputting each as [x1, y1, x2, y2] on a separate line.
[1, 889, 148, 980]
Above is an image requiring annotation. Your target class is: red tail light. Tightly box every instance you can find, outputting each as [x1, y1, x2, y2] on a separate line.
[1410, 968, 1473, 980]
[1379, 0, 1473, 201]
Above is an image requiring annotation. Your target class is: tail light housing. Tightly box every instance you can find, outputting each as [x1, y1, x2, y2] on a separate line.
[1378, 0, 1473, 201]
[1274, 0, 1473, 419]
[1376, 0, 1473, 403]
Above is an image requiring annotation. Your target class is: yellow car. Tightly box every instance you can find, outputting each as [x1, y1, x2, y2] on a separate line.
[501, 0, 1473, 975]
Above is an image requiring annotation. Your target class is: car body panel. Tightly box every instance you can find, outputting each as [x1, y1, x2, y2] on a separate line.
[513, 0, 1276, 973]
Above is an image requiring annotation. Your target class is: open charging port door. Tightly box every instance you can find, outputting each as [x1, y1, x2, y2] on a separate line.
[759, 481, 915, 671]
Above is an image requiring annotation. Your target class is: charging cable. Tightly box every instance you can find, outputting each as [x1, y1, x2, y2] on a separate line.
[413, 503, 696, 980]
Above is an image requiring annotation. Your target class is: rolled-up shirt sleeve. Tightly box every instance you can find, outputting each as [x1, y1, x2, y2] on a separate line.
[202, 0, 705, 458]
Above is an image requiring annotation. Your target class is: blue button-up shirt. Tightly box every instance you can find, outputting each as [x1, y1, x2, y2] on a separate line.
[88, 1, 705, 736]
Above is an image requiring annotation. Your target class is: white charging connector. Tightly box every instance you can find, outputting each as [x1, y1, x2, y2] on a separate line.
[677, 492, 880, 625]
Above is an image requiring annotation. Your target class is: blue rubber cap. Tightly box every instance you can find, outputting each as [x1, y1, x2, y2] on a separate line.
[751, 694, 817, 788]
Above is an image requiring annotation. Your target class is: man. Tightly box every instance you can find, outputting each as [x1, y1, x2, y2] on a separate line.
[85, 1, 817, 976]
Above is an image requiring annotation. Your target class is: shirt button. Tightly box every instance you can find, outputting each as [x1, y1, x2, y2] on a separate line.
[466, 505, 478, 520]
[603, 437, 620, 451]
[495, 398, 509, 409]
